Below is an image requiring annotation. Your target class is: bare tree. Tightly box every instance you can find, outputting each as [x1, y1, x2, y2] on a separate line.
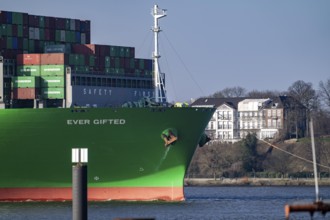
[210, 86, 246, 98]
[287, 80, 319, 111]
[319, 78, 330, 110]
[247, 90, 282, 98]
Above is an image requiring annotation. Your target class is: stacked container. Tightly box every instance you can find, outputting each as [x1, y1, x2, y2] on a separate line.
[1, 10, 91, 60]
[40, 53, 66, 99]
[13, 54, 41, 99]
[71, 44, 152, 77]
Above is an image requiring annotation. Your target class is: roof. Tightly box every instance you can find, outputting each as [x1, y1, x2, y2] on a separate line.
[190, 97, 246, 110]
[191, 96, 306, 110]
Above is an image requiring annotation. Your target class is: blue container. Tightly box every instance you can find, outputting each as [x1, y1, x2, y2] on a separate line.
[75, 32, 81, 43]
[6, 11, 13, 24]
[12, 37, 18, 49]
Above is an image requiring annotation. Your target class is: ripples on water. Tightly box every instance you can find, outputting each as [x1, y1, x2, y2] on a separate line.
[1, 186, 330, 220]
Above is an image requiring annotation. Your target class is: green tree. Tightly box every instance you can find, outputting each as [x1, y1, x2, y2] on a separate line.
[241, 133, 259, 173]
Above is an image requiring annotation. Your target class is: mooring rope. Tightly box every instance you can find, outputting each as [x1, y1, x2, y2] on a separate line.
[258, 138, 330, 170]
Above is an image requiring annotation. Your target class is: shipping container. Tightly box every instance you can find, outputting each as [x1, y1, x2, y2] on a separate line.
[41, 87, 64, 99]
[40, 53, 68, 65]
[12, 12, 23, 25]
[28, 39, 35, 52]
[17, 65, 41, 76]
[110, 46, 119, 57]
[55, 17, 66, 29]
[44, 44, 70, 54]
[70, 19, 75, 31]
[12, 88, 39, 99]
[41, 76, 65, 87]
[40, 64, 65, 76]
[17, 53, 41, 65]
[39, 16, 45, 28]
[12, 76, 40, 88]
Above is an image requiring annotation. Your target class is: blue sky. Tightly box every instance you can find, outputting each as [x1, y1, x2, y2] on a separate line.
[2, 0, 330, 102]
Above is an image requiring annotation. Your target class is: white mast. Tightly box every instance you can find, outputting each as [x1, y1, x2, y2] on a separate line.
[151, 5, 167, 103]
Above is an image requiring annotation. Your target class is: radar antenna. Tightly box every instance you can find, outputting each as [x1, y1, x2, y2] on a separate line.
[151, 5, 167, 103]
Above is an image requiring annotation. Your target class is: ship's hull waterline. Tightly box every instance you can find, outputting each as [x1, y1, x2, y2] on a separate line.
[0, 107, 214, 201]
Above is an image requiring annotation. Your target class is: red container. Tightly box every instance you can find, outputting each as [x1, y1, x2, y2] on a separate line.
[12, 88, 39, 99]
[85, 32, 91, 44]
[49, 29, 55, 41]
[23, 13, 29, 25]
[75, 19, 80, 31]
[17, 38, 23, 50]
[44, 17, 50, 28]
[55, 17, 65, 30]
[0, 38, 5, 49]
[28, 15, 38, 27]
[12, 24, 18, 36]
[17, 54, 41, 65]
[72, 44, 94, 55]
[23, 25, 29, 38]
[44, 29, 50, 41]
[40, 53, 68, 65]
[49, 17, 55, 28]
[0, 11, 6, 23]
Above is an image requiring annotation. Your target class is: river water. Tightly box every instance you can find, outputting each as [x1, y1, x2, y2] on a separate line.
[1, 186, 330, 220]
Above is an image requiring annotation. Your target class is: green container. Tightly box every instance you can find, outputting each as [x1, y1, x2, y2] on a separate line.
[12, 12, 23, 25]
[129, 58, 135, 69]
[39, 28, 45, 40]
[114, 68, 124, 75]
[110, 46, 119, 57]
[6, 37, 13, 49]
[65, 19, 70, 30]
[69, 54, 83, 66]
[65, 31, 71, 43]
[119, 47, 125, 57]
[78, 54, 85, 66]
[89, 55, 95, 66]
[23, 38, 29, 50]
[17, 25, 23, 37]
[114, 57, 120, 68]
[28, 40, 35, 53]
[55, 30, 61, 42]
[41, 76, 65, 87]
[105, 56, 110, 68]
[39, 16, 45, 28]
[17, 65, 41, 76]
[125, 48, 130, 58]
[6, 24, 12, 37]
[12, 76, 40, 88]
[41, 87, 65, 99]
[40, 65, 65, 76]
[139, 59, 145, 69]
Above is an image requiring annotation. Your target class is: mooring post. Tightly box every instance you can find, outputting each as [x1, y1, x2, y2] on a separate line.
[72, 148, 88, 220]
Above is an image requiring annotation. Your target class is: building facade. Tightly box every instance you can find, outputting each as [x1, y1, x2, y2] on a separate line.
[191, 96, 307, 142]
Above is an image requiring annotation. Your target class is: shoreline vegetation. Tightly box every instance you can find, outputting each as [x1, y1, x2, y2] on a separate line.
[184, 178, 330, 186]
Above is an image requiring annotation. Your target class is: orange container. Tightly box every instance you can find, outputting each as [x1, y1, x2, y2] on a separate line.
[40, 53, 68, 65]
[16, 54, 41, 65]
[12, 88, 39, 99]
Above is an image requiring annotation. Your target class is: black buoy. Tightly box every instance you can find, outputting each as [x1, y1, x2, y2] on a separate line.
[73, 163, 87, 220]
[72, 148, 88, 220]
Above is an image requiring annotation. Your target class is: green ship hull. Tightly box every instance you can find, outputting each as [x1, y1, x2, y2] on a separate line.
[0, 107, 214, 201]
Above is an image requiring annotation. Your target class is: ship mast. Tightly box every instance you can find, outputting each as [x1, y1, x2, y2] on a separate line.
[151, 5, 167, 103]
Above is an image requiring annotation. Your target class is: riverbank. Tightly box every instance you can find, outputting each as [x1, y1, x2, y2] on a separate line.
[184, 178, 330, 186]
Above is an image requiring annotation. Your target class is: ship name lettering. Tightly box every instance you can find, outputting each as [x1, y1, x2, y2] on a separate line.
[93, 119, 126, 125]
[67, 119, 91, 125]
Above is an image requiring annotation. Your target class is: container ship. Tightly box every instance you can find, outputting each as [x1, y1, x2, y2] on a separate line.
[0, 5, 214, 201]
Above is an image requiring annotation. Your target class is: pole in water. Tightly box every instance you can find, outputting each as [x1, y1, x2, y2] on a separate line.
[310, 118, 319, 202]
[72, 148, 88, 220]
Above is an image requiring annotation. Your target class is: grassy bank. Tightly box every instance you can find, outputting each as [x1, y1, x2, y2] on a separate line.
[184, 178, 330, 186]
